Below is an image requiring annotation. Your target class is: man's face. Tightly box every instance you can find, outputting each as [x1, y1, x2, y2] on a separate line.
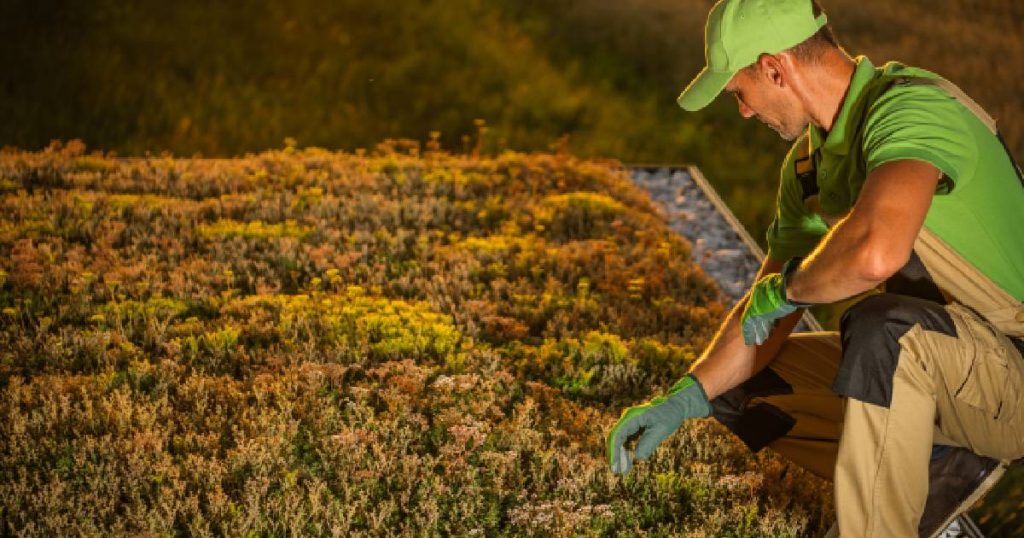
[724, 66, 807, 141]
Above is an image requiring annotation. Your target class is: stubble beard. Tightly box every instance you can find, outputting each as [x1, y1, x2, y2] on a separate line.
[772, 117, 808, 142]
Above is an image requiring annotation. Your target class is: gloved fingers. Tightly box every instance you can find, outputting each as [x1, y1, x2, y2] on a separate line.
[744, 316, 773, 346]
[611, 444, 635, 475]
[607, 407, 648, 473]
[760, 318, 774, 343]
[742, 317, 761, 345]
[633, 424, 670, 461]
[754, 318, 771, 345]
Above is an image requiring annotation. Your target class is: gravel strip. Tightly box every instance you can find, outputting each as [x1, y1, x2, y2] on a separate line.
[629, 166, 762, 308]
[630, 165, 818, 334]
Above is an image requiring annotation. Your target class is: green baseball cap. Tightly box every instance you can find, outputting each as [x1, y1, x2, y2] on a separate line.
[677, 0, 828, 111]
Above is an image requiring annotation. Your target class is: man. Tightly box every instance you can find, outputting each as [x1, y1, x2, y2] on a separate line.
[607, 0, 1024, 536]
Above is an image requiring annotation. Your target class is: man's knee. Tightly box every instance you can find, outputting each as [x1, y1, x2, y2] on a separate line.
[834, 293, 956, 407]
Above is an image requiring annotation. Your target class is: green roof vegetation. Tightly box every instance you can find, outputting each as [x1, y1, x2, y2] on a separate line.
[0, 141, 837, 535]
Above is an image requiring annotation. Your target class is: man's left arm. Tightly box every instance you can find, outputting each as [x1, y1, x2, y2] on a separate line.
[785, 159, 943, 304]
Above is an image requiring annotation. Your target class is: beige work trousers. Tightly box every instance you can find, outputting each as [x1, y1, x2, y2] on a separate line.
[726, 298, 1024, 537]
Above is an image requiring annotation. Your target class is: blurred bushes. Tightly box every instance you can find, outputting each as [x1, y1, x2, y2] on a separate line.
[0, 0, 648, 162]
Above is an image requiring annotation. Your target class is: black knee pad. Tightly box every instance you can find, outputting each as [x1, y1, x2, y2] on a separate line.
[834, 293, 955, 407]
[712, 367, 796, 453]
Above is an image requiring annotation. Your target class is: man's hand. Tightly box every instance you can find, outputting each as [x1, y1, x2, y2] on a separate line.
[607, 374, 712, 475]
[740, 257, 809, 345]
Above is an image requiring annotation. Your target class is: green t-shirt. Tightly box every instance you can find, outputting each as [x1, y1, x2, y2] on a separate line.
[766, 55, 1024, 301]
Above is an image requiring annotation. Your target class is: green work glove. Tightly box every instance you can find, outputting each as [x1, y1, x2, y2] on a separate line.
[607, 374, 712, 475]
[740, 257, 810, 346]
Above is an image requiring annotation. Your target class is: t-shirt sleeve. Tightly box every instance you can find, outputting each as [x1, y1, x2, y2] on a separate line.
[862, 82, 978, 192]
[765, 135, 828, 263]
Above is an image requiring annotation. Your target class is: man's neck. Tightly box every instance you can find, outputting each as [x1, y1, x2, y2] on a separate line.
[803, 53, 857, 134]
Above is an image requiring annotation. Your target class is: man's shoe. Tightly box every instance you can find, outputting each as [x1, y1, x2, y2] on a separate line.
[918, 446, 1004, 538]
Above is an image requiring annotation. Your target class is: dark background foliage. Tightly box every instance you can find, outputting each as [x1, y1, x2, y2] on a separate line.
[3, 0, 1022, 243]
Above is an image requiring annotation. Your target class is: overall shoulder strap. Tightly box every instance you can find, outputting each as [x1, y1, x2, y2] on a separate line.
[794, 133, 818, 201]
[888, 75, 1024, 187]
[890, 75, 997, 132]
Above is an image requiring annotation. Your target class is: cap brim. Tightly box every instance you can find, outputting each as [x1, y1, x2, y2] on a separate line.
[676, 67, 735, 112]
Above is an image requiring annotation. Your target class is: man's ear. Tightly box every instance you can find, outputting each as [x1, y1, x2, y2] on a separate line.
[755, 53, 787, 89]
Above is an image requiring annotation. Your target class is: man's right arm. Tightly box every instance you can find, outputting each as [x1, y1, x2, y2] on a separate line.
[687, 255, 805, 400]
[688, 131, 827, 400]
[607, 239, 812, 474]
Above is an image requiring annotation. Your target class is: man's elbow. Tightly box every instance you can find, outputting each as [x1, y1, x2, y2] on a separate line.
[857, 238, 910, 282]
